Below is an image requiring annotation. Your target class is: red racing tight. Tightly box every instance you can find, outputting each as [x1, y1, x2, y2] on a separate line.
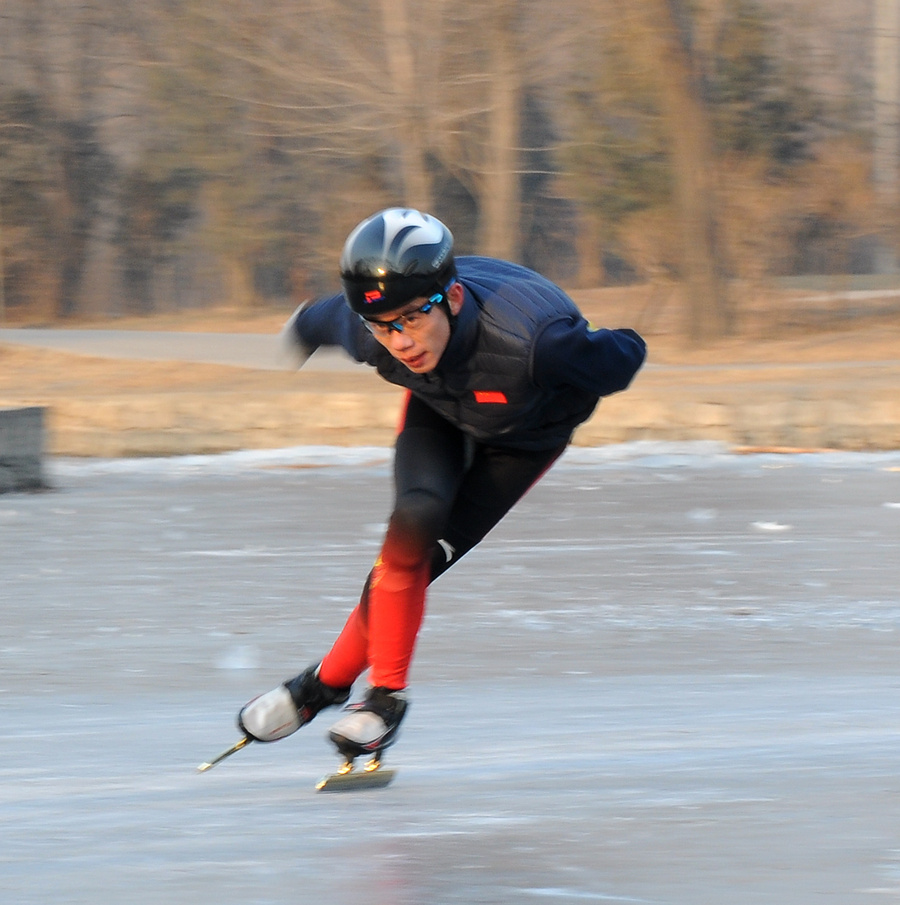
[318, 393, 567, 691]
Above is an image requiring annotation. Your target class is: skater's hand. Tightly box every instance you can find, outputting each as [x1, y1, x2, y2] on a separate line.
[278, 302, 315, 370]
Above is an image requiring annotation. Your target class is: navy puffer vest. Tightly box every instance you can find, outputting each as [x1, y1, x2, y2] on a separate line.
[368, 257, 599, 450]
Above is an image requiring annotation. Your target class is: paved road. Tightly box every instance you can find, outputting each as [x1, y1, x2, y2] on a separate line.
[2, 446, 899, 904]
[3, 327, 897, 374]
[0, 328, 356, 371]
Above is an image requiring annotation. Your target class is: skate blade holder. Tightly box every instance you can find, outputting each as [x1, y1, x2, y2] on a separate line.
[316, 756, 396, 792]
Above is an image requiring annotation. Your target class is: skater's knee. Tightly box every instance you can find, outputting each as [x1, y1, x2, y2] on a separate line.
[384, 490, 447, 567]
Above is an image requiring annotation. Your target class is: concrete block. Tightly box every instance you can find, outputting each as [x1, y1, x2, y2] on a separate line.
[0, 406, 47, 491]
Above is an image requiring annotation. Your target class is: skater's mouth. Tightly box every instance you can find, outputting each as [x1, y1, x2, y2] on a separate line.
[402, 352, 428, 370]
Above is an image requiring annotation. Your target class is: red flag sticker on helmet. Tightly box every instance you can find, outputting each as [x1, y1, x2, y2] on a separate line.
[364, 290, 384, 305]
[474, 391, 508, 404]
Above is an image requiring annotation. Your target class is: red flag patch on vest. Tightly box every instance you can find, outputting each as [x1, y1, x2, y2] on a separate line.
[474, 390, 508, 404]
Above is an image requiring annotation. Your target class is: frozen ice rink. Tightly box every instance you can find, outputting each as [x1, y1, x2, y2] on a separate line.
[3, 443, 900, 904]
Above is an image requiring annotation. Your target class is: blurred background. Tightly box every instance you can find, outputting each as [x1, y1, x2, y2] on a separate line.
[1, 0, 899, 344]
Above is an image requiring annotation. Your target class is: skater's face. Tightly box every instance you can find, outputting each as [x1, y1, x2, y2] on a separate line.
[362, 282, 464, 374]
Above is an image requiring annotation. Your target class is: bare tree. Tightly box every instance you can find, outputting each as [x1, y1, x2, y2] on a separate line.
[632, 0, 732, 341]
[174, 0, 547, 261]
[0, 0, 886, 324]
[379, 0, 433, 211]
[478, 1, 524, 259]
[1, 0, 116, 317]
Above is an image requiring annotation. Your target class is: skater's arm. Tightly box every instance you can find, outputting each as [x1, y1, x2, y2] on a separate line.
[281, 293, 376, 366]
[533, 319, 647, 397]
[278, 301, 316, 369]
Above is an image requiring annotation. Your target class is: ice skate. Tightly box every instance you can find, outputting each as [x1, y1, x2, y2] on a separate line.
[237, 664, 351, 743]
[315, 686, 407, 792]
[198, 665, 351, 773]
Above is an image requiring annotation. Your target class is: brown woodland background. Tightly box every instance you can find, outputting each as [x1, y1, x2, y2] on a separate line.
[1, 0, 898, 343]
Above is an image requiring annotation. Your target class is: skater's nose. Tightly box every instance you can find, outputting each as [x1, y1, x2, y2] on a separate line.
[388, 330, 415, 351]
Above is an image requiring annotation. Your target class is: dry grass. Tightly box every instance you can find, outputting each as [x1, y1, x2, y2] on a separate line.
[1, 285, 897, 455]
[2, 285, 899, 402]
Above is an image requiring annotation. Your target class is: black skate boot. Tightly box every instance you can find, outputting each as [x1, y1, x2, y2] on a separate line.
[238, 664, 351, 742]
[327, 685, 408, 765]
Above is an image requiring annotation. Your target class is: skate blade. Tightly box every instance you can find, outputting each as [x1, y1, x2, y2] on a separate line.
[315, 767, 396, 792]
[197, 736, 250, 773]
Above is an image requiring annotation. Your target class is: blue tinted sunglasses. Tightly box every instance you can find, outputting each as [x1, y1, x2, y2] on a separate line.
[361, 290, 445, 337]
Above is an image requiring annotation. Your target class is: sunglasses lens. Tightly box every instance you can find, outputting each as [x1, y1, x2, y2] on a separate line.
[362, 296, 441, 336]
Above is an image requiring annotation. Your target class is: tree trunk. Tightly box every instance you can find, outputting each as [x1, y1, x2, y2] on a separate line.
[873, 0, 900, 271]
[481, 1, 522, 261]
[641, 0, 732, 343]
[574, 208, 605, 289]
[224, 257, 257, 308]
[380, 0, 433, 210]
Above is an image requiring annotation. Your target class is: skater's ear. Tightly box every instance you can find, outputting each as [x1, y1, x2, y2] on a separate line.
[447, 281, 464, 317]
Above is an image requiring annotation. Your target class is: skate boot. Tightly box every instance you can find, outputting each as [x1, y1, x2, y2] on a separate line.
[238, 664, 351, 742]
[327, 686, 408, 767]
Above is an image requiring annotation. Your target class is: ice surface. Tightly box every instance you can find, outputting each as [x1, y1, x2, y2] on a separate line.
[2, 443, 900, 904]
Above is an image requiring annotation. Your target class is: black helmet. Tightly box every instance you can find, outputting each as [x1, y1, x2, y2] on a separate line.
[340, 208, 456, 316]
